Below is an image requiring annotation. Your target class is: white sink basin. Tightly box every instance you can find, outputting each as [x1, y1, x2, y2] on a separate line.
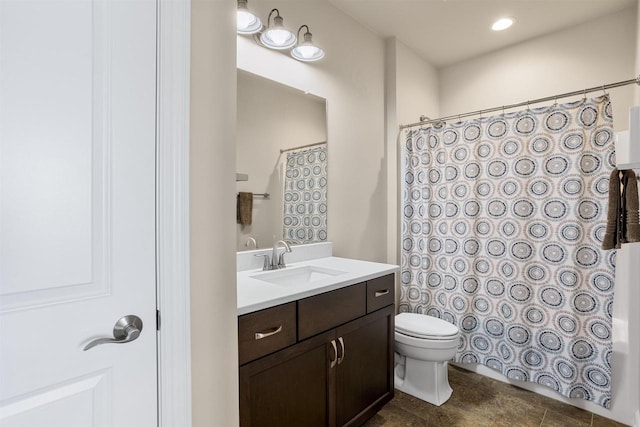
[251, 265, 347, 287]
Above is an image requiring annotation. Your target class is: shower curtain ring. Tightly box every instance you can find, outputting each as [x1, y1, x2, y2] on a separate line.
[601, 85, 608, 96]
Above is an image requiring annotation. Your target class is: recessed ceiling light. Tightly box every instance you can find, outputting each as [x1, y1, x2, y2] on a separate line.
[492, 17, 514, 31]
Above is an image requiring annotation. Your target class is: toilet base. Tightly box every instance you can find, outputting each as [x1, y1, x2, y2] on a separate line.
[394, 355, 452, 406]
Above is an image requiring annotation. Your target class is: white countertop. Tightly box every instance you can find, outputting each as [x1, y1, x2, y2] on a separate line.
[237, 256, 399, 315]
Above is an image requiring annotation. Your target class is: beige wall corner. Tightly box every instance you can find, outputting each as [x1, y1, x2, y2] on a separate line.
[384, 37, 398, 267]
[384, 39, 440, 268]
[190, 0, 238, 425]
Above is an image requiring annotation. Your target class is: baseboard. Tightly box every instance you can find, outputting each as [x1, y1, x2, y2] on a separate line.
[634, 409, 639, 427]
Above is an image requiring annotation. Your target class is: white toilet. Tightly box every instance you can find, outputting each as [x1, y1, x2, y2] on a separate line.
[394, 312, 460, 406]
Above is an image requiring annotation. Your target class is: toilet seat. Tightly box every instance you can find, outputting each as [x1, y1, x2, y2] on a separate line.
[395, 313, 459, 340]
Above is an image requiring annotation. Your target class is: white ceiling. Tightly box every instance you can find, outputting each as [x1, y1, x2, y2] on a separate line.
[327, 0, 636, 68]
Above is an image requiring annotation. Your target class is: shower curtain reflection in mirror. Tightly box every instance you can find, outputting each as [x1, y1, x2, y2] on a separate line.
[283, 145, 328, 244]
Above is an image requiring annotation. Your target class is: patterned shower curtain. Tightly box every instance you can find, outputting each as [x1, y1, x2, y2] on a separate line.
[283, 146, 328, 244]
[400, 96, 616, 408]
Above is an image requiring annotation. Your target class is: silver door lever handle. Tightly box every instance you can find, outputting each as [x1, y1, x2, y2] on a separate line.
[83, 315, 143, 351]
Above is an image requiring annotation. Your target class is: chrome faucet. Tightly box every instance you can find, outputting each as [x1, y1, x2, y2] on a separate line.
[271, 240, 292, 269]
[254, 240, 293, 271]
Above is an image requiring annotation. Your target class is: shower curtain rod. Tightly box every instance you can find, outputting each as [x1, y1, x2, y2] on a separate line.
[280, 141, 327, 153]
[399, 75, 640, 130]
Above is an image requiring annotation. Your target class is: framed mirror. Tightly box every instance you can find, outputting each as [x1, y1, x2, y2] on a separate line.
[236, 70, 328, 251]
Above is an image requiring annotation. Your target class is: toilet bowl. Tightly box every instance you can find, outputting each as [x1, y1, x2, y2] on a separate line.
[394, 313, 460, 406]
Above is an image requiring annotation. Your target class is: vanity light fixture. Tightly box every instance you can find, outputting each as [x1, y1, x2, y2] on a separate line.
[491, 17, 514, 31]
[237, 0, 263, 35]
[291, 25, 324, 62]
[259, 9, 297, 50]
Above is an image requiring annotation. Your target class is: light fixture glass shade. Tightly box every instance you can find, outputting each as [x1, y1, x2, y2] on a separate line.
[291, 32, 324, 62]
[237, 0, 262, 34]
[260, 14, 296, 49]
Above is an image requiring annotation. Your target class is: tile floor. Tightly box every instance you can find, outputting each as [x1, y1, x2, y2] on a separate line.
[364, 365, 629, 427]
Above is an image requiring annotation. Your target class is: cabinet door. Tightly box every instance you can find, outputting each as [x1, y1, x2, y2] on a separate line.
[335, 306, 394, 427]
[240, 330, 335, 427]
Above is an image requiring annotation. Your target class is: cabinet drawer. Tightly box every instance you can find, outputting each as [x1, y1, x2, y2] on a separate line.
[298, 283, 366, 340]
[238, 302, 297, 365]
[366, 274, 394, 313]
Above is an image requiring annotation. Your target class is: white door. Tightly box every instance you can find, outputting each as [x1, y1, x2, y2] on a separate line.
[0, 0, 158, 426]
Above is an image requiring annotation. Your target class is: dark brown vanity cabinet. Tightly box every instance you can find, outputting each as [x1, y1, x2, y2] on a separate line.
[239, 274, 395, 427]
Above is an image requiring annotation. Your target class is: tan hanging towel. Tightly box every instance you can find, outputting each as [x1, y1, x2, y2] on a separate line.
[621, 169, 639, 244]
[602, 169, 639, 249]
[237, 192, 253, 226]
[602, 169, 621, 250]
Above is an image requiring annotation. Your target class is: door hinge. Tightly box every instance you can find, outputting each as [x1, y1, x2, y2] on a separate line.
[156, 309, 161, 331]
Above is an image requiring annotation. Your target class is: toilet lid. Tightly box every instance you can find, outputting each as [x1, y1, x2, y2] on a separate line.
[395, 313, 459, 339]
